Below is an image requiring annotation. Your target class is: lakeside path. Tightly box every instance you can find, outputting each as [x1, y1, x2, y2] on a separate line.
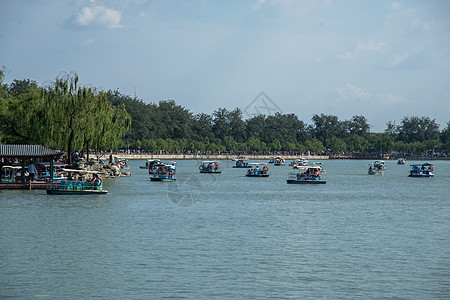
[113, 154, 329, 160]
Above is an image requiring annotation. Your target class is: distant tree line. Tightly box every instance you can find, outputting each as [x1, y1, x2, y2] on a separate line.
[1, 71, 448, 157]
[107, 91, 449, 156]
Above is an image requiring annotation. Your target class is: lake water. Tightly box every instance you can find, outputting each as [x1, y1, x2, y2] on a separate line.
[1, 159, 449, 299]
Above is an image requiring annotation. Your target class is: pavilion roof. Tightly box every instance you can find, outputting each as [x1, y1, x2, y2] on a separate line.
[0, 144, 64, 159]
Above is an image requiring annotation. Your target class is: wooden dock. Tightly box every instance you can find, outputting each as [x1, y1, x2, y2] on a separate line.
[0, 182, 51, 190]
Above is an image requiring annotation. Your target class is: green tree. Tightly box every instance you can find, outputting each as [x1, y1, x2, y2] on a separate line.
[397, 116, 440, 143]
[367, 133, 394, 152]
[304, 138, 325, 154]
[212, 108, 231, 141]
[312, 114, 342, 144]
[440, 122, 450, 152]
[41, 73, 131, 163]
[326, 136, 347, 153]
[229, 108, 246, 142]
[345, 134, 368, 152]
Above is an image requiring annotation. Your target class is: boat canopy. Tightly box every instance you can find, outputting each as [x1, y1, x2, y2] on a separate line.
[411, 163, 433, 167]
[248, 162, 267, 166]
[1, 165, 22, 169]
[62, 168, 100, 173]
[36, 162, 67, 168]
[306, 166, 322, 170]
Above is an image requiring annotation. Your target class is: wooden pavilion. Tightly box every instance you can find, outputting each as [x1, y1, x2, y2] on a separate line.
[0, 144, 64, 189]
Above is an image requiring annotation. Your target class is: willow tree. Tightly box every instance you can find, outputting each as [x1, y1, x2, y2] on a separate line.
[79, 92, 131, 160]
[42, 73, 131, 164]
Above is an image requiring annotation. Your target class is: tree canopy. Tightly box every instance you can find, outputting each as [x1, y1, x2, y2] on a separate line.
[1, 71, 448, 156]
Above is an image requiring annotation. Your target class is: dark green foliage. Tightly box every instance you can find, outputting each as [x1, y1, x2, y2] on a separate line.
[0, 70, 447, 155]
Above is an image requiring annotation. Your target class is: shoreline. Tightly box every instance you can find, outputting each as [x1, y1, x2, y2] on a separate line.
[113, 154, 328, 160]
[112, 154, 449, 161]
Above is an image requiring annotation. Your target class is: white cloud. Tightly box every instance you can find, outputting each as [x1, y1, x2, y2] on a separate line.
[391, 2, 402, 10]
[355, 41, 387, 54]
[81, 38, 95, 47]
[377, 92, 409, 104]
[336, 84, 370, 101]
[337, 41, 387, 61]
[252, 0, 319, 13]
[315, 56, 324, 62]
[74, 5, 123, 29]
[413, 18, 437, 31]
[385, 52, 409, 67]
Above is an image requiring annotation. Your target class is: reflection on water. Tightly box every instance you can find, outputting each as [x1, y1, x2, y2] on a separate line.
[1, 159, 449, 299]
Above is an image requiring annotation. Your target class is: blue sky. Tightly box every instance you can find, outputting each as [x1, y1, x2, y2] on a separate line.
[1, 0, 449, 132]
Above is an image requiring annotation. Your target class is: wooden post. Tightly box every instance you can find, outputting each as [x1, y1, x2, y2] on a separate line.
[50, 160, 54, 183]
[21, 159, 26, 182]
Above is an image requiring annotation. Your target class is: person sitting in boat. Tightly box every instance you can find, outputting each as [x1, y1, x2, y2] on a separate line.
[15, 170, 22, 182]
[92, 174, 102, 186]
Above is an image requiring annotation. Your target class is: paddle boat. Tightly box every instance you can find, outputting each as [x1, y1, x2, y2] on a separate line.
[374, 160, 386, 169]
[35, 162, 68, 181]
[116, 157, 129, 169]
[199, 161, 222, 173]
[292, 159, 309, 170]
[368, 163, 383, 175]
[408, 163, 434, 178]
[311, 163, 326, 174]
[0, 165, 22, 182]
[139, 159, 162, 169]
[397, 158, 407, 165]
[287, 166, 326, 184]
[274, 156, 285, 166]
[233, 158, 252, 168]
[150, 162, 176, 181]
[268, 157, 275, 164]
[245, 163, 270, 177]
[290, 158, 308, 168]
[46, 169, 107, 195]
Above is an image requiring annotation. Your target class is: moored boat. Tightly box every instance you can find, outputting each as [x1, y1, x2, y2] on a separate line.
[46, 169, 107, 194]
[409, 163, 434, 178]
[287, 166, 326, 184]
[246, 163, 269, 177]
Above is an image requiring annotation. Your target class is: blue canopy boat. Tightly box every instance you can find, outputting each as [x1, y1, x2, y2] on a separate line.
[409, 163, 434, 178]
[140, 159, 162, 169]
[397, 158, 407, 165]
[232, 158, 252, 168]
[199, 161, 222, 173]
[368, 163, 383, 175]
[246, 163, 270, 177]
[46, 169, 107, 194]
[274, 156, 285, 166]
[287, 166, 326, 184]
[150, 162, 176, 181]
